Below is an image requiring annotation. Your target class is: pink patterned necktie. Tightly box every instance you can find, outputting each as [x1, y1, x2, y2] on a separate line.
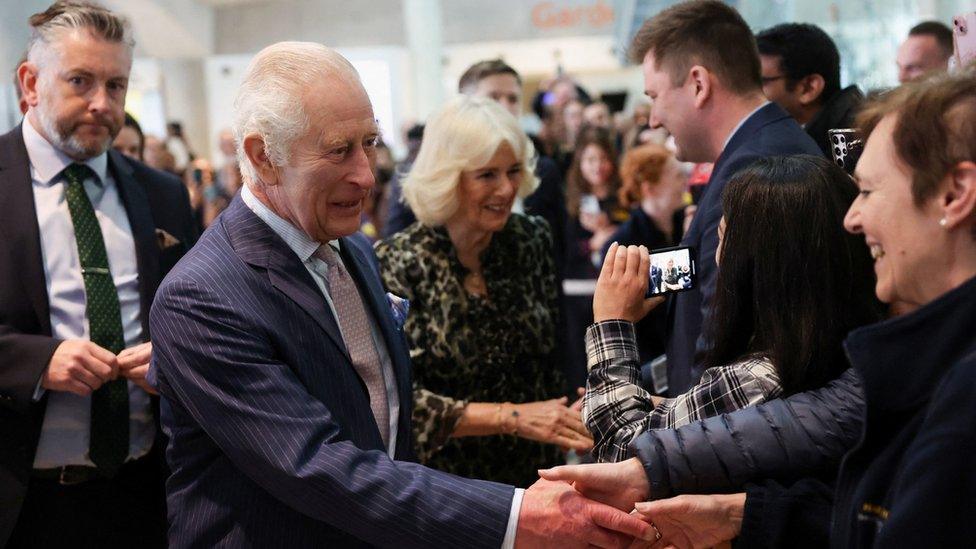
[314, 245, 390, 447]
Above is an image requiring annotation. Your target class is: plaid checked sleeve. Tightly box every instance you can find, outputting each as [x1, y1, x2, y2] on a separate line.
[582, 320, 784, 463]
[582, 320, 656, 463]
[648, 357, 783, 430]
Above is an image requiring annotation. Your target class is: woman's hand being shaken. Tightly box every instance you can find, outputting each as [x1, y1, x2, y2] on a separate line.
[593, 243, 664, 323]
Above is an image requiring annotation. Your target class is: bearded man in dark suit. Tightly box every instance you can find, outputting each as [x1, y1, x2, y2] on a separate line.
[0, 2, 197, 547]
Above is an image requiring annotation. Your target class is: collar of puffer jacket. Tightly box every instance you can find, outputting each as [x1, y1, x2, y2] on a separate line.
[844, 274, 976, 413]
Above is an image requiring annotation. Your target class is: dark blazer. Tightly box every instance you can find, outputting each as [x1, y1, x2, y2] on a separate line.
[149, 197, 514, 548]
[666, 103, 821, 394]
[0, 124, 198, 544]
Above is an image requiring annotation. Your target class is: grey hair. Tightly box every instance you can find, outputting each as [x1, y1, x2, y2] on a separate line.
[26, 1, 134, 66]
[233, 41, 360, 186]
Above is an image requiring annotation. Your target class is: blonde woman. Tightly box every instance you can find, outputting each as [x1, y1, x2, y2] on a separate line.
[375, 96, 591, 487]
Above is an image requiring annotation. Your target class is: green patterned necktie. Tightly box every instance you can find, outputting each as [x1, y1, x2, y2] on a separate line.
[62, 163, 129, 476]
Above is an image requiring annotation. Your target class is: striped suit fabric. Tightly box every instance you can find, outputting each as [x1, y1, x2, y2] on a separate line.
[148, 197, 514, 548]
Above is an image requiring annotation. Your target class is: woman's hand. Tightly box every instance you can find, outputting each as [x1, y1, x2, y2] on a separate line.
[594, 243, 664, 323]
[512, 397, 594, 451]
[539, 457, 650, 512]
[630, 493, 745, 549]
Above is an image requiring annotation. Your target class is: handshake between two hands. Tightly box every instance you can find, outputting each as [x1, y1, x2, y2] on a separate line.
[41, 340, 157, 396]
[515, 457, 743, 549]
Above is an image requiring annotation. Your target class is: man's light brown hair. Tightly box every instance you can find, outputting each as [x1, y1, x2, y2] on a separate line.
[856, 69, 976, 206]
[27, 0, 133, 64]
[629, 0, 761, 94]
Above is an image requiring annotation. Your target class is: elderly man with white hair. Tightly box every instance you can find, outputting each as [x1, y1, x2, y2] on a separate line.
[147, 41, 654, 548]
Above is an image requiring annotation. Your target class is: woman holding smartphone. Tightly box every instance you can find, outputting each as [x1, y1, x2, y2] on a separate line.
[582, 155, 883, 462]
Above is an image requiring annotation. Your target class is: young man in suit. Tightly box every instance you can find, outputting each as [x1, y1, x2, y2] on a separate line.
[0, 2, 197, 547]
[633, 0, 822, 394]
[148, 41, 653, 548]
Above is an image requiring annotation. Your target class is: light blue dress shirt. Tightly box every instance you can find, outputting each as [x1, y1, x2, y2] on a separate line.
[240, 186, 523, 547]
[24, 119, 154, 469]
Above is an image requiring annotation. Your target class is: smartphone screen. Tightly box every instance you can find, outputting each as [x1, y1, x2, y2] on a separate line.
[647, 246, 696, 297]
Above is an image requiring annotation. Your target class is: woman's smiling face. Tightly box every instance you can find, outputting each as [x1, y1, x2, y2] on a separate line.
[844, 114, 946, 309]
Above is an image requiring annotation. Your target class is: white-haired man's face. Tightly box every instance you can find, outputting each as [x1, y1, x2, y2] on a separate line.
[22, 29, 131, 160]
[264, 76, 379, 243]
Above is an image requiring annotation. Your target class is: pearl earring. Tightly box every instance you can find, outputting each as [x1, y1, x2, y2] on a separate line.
[939, 218, 948, 228]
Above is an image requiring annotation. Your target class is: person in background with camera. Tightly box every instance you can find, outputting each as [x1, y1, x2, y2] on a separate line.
[620, 68, 976, 549]
[582, 156, 882, 463]
[375, 96, 592, 488]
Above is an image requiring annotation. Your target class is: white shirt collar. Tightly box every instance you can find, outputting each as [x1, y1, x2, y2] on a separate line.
[240, 184, 339, 262]
[720, 100, 771, 152]
[22, 115, 108, 186]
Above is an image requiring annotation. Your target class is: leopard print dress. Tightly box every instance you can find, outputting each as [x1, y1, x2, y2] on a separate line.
[375, 214, 564, 487]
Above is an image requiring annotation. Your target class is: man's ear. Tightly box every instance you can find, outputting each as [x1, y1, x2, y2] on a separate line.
[688, 65, 711, 109]
[942, 160, 976, 231]
[797, 74, 826, 107]
[18, 62, 41, 108]
[242, 134, 279, 186]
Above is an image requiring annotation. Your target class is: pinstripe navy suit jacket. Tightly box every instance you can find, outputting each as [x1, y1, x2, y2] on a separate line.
[148, 198, 514, 548]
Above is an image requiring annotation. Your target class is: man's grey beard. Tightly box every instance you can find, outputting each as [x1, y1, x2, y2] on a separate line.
[34, 105, 114, 160]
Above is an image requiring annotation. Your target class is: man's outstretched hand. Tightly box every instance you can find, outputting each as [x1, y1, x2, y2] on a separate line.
[515, 478, 655, 548]
[538, 457, 650, 512]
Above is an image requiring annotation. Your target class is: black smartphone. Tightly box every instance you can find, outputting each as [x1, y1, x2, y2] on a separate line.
[192, 168, 204, 185]
[647, 245, 696, 297]
[828, 128, 863, 176]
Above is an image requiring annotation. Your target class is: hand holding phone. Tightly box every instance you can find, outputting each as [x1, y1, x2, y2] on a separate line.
[593, 243, 665, 323]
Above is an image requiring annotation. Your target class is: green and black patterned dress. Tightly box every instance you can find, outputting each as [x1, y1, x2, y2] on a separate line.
[375, 214, 564, 487]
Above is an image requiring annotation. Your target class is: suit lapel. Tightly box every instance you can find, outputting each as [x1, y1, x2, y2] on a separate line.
[223, 198, 349, 358]
[0, 124, 52, 335]
[109, 150, 159, 339]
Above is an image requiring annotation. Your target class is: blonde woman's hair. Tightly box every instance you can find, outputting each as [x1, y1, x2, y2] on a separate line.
[402, 95, 539, 226]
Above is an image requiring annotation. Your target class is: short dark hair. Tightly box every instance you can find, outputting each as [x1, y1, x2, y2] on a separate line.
[629, 0, 761, 94]
[756, 23, 841, 105]
[458, 59, 522, 93]
[857, 69, 976, 206]
[909, 20, 954, 60]
[705, 155, 883, 395]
